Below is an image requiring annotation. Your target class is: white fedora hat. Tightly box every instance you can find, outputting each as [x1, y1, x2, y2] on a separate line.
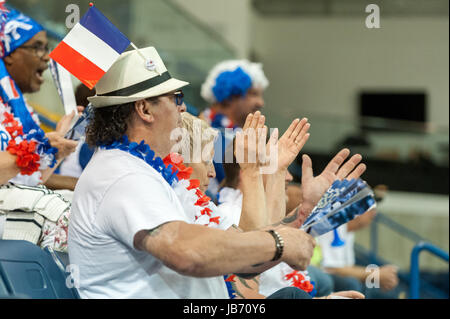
[88, 46, 189, 108]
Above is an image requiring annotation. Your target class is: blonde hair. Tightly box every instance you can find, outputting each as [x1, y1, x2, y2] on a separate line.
[181, 112, 218, 163]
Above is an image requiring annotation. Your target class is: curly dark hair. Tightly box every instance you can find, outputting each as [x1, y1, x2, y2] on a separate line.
[85, 102, 135, 147]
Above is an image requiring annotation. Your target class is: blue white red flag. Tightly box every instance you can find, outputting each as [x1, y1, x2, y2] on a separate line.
[49, 4, 130, 89]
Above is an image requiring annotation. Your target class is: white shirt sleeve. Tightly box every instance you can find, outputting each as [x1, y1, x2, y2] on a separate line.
[217, 202, 242, 230]
[96, 173, 188, 250]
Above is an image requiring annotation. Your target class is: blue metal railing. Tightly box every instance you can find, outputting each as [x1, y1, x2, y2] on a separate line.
[366, 212, 449, 298]
[355, 241, 449, 299]
[410, 242, 449, 299]
[369, 213, 427, 264]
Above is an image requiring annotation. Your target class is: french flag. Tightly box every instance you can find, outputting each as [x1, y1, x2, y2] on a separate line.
[49, 4, 130, 89]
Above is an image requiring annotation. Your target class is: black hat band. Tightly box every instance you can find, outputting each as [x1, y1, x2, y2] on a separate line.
[98, 71, 172, 97]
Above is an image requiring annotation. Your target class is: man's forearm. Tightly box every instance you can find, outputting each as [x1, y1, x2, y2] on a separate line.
[0, 152, 20, 184]
[231, 275, 266, 299]
[141, 221, 279, 278]
[40, 159, 62, 184]
[43, 173, 78, 190]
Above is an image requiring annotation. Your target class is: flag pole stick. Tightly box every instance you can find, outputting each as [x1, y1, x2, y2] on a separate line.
[130, 42, 148, 62]
[130, 42, 161, 75]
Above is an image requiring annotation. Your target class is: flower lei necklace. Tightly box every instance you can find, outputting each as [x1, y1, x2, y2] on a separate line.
[285, 269, 316, 297]
[224, 263, 317, 299]
[101, 136, 222, 227]
[1, 99, 57, 176]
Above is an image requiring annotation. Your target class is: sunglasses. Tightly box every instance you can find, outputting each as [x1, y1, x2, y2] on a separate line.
[173, 91, 184, 106]
[19, 43, 50, 58]
[149, 91, 184, 106]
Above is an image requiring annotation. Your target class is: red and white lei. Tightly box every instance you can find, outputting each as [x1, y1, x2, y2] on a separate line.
[163, 153, 222, 228]
[0, 98, 55, 177]
[284, 269, 316, 296]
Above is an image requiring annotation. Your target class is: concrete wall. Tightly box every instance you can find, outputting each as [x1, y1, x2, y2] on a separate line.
[169, 2, 449, 132]
[251, 15, 449, 131]
[171, 0, 252, 59]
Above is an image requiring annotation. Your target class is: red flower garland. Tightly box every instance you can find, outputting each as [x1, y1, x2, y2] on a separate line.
[284, 270, 315, 294]
[225, 274, 236, 282]
[187, 179, 200, 190]
[2, 108, 41, 175]
[163, 153, 220, 227]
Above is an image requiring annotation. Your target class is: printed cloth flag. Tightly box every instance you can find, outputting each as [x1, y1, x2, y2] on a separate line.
[0, 1, 7, 44]
[49, 4, 130, 89]
[0, 8, 44, 58]
[0, 8, 46, 133]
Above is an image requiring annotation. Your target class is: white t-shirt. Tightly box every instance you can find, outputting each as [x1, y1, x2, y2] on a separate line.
[58, 142, 84, 178]
[68, 148, 228, 299]
[258, 262, 299, 297]
[217, 187, 243, 230]
[317, 224, 355, 268]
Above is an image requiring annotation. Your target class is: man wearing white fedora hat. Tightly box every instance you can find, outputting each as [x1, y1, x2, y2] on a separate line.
[68, 46, 364, 299]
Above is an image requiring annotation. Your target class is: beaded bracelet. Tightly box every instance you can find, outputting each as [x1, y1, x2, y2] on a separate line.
[267, 230, 284, 261]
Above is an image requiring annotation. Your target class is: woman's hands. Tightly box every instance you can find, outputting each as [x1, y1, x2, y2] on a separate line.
[235, 112, 311, 174]
[234, 111, 367, 231]
[235, 111, 267, 171]
[275, 118, 310, 171]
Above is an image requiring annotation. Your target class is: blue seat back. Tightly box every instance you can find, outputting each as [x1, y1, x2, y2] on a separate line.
[0, 240, 80, 299]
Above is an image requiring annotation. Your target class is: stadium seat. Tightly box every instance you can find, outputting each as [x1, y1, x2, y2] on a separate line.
[0, 240, 80, 299]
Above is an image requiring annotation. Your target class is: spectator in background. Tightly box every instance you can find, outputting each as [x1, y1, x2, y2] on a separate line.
[199, 60, 268, 197]
[75, 84, 96, 108]
[200, 60, 267, 129]
[0, 9, 78, 187]
[317, 190, 401, 299]
[285, 180, 400, 298]
[199, 59, 303, 212]
[0, 8, 78, 254]
[57, 84, 96, 180]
